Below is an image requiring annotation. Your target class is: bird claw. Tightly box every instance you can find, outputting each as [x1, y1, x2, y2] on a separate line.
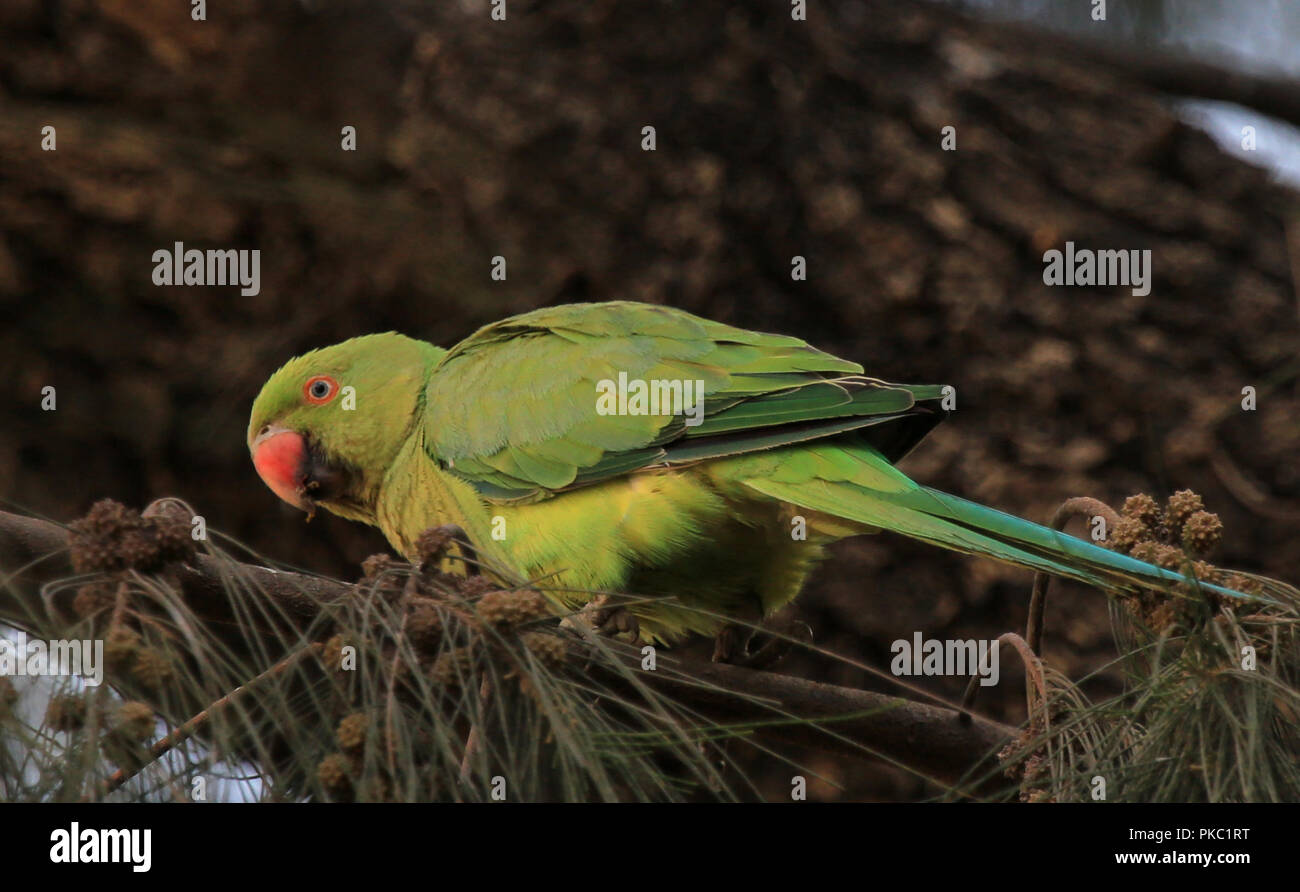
[712, 612, 811, 669]
[586, 595, 641, 642]
[711, 624, 745, 663]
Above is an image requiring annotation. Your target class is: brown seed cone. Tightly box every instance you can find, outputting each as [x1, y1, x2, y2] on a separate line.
[1222, 573, 1263, 599]
[131, 647, 174, 690]
[1106, 516, 1149, 554]
[360, 553, 398, 581]
[1181, 511, 1223, 557]
[78, 499, 131, 537]
[477, 589, 549, 627]
[521, 632, 568, 669]
[46, 694, 88, 732]
[1164, 490, 1205, 535]
[113, 701, 156, 743]
[73, 582, 116, 618]
[415, 526, 456, 565]
[1191, 561, 1218, 583]
[1121, 493, 1163, 528]
[336, 712, 368, 755]
[321, 635, 348, 673]
[69, 499, 196, 573]
[69, 537, 124, 574]
[459, 574, 498, 597]
[1144, 600, 1178, 633]
[317, 753, 354, 800]
[431, 647, 477, 689]
[152, 514, 197, 564]
[1149, 544, 1186, 571]
[1128, 541, 1162, 565]
[405, 599, 444, 653]
[104, 626, 143, 672]
[119, 529, 164, 572]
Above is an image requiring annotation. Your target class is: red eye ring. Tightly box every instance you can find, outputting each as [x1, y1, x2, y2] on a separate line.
[303, 375, 339, 405]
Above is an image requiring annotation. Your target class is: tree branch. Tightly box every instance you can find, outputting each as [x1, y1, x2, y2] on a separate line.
[0, 508, 1014, 796]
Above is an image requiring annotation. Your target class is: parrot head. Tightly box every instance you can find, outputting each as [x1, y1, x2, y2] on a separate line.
[247, 332, 445, 522]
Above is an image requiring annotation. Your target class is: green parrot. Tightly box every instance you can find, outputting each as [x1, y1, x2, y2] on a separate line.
[248, 301, 1250, 645]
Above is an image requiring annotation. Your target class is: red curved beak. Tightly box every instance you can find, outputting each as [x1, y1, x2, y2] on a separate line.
[251, 426, 310, 511]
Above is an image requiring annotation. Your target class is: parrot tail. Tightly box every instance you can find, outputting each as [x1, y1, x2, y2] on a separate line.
[907, 486, 1277, 605]
[739, 445, 1287, 607]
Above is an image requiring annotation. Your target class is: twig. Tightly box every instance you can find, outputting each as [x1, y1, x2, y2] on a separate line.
[1026, 497, 1120, 655]
[89, 642, 323, 800]
[458, 676, 492, 782]
[998, 632, 1047, 719]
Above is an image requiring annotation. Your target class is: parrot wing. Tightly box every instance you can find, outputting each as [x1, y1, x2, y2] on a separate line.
[420, 302, 1285, 609]
[422, 301, 948, 501]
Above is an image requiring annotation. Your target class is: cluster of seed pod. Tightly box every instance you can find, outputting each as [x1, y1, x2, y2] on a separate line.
[68, 499, 196, 575]
[45, 693, 88, 732]
[313, 526, 567, 801]
[65, 500, 185, 694]
[359, 526, 563, 674]
[41, 691, 158, 770]
[98, 701, 161, 772]
[999, 697, 1074, 802]
[40, 500, 192, 766]
[314, 711, 389, 802]
[1104, 490, 1260, 631]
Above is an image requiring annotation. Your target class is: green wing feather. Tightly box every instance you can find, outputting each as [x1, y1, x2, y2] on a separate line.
[422, 301, 946, 500]
[418, 301, 1278, 608]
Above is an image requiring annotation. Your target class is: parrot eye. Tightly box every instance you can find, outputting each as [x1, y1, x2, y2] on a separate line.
[304, 375, 339, 405]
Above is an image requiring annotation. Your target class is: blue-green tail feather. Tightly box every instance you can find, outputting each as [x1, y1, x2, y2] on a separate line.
[737, 443, 1282, 608]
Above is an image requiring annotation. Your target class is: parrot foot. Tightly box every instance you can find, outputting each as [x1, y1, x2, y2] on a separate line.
[712, 610, 811, 669]
[586, 595, 641, 643]
[711, 625, 747, 664]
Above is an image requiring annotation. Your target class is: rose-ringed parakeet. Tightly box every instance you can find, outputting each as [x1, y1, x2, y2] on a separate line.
[248, 301, 1252, 645]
